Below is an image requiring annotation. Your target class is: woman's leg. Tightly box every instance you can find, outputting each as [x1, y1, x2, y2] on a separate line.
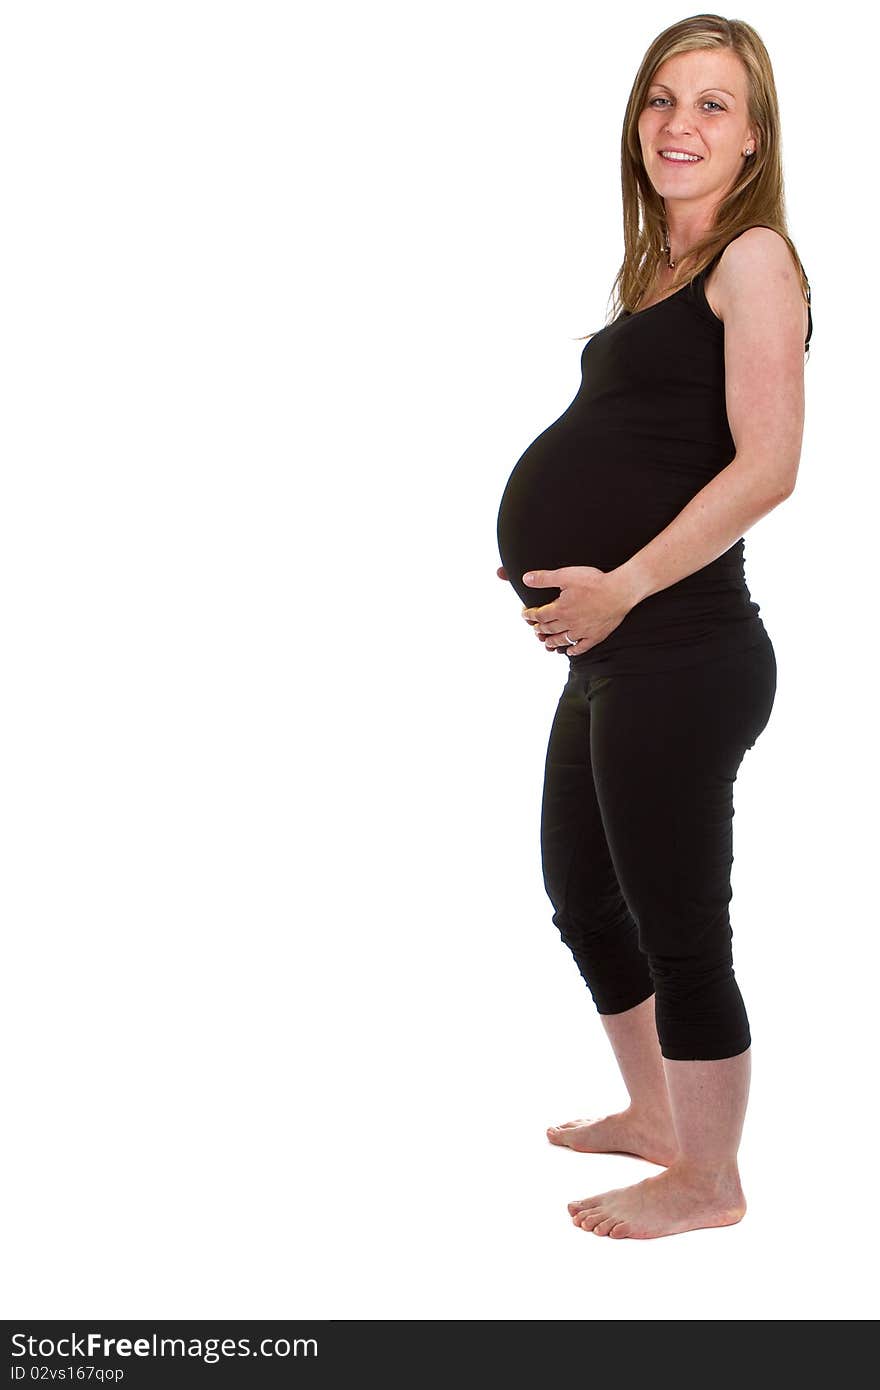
[539, 670, 677, 1164]
[664, 1048, 751, 1176]
[600, 996, 672, 1126]
[548, 996, 679, 1165]
[567, 638, 777, 1238]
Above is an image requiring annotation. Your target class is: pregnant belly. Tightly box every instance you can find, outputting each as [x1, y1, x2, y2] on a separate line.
[496, 420, 701, 610]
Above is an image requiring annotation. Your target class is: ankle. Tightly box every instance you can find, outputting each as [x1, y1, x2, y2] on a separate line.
[673, 1156, 742, 1190]
[625, 1101, 675, 1131]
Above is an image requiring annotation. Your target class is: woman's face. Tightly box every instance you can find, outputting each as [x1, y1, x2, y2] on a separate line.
[637, 49, 756, 212]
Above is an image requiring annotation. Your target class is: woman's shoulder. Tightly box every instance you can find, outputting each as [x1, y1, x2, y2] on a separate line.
[704, 227, 811, 349]
[714, 224, 793, 270]
[706, 226, 806, 300]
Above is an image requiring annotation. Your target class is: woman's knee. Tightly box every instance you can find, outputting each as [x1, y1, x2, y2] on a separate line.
[551, 904, 654, 1014]
[649, 947, 750, 1060]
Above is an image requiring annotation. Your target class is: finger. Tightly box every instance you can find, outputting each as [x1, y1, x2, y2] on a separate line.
[522, 569, 559, 587]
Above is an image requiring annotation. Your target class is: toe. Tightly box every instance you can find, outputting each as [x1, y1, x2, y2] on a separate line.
[568, 1196, 602, 1214]
[576, 1208, 606, 1232]
[549, 1133, 577, 1151]
[592, 1216, 617, 1236]
[609, 1222, 632, 1239]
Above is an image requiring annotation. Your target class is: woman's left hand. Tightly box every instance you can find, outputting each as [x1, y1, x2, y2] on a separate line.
[521, 566, 636, 656]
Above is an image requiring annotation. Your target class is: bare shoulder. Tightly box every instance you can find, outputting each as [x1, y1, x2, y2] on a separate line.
[706, 227, 809, 341]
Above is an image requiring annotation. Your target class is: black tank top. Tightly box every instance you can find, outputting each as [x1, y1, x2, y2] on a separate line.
[495, 231, 813, 675]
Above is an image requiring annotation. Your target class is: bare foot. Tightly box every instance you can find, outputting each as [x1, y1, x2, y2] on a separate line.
[567, 1160, 747, 1239]
[547, 1107, 679, 1167]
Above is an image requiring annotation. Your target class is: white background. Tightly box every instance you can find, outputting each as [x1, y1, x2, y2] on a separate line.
[2, 0, 875, 1320]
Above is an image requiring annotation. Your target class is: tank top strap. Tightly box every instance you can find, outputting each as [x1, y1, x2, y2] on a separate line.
[692, 225, 773, 288]
[804, 276, 813, 356]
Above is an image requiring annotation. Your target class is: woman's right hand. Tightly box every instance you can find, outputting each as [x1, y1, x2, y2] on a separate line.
[498, 563, 536, 626]
[498, 563, 566, 649]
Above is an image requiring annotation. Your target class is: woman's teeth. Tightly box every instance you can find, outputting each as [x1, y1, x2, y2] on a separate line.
[661, 151, 702, 162]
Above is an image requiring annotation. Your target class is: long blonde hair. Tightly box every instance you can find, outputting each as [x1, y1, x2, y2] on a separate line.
[582, 14, 811, 339]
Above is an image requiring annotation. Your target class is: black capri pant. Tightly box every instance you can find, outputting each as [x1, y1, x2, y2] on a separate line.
[539, 634, 777, 1061]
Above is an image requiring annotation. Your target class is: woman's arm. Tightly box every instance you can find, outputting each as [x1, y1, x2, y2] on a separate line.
[612, 226, 808, 611]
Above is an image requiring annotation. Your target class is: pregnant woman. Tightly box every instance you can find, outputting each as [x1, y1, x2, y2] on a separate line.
[495, 15, 812, 1240]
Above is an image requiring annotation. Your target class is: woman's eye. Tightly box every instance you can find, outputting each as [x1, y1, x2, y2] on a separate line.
[648, 97, 724, 111]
